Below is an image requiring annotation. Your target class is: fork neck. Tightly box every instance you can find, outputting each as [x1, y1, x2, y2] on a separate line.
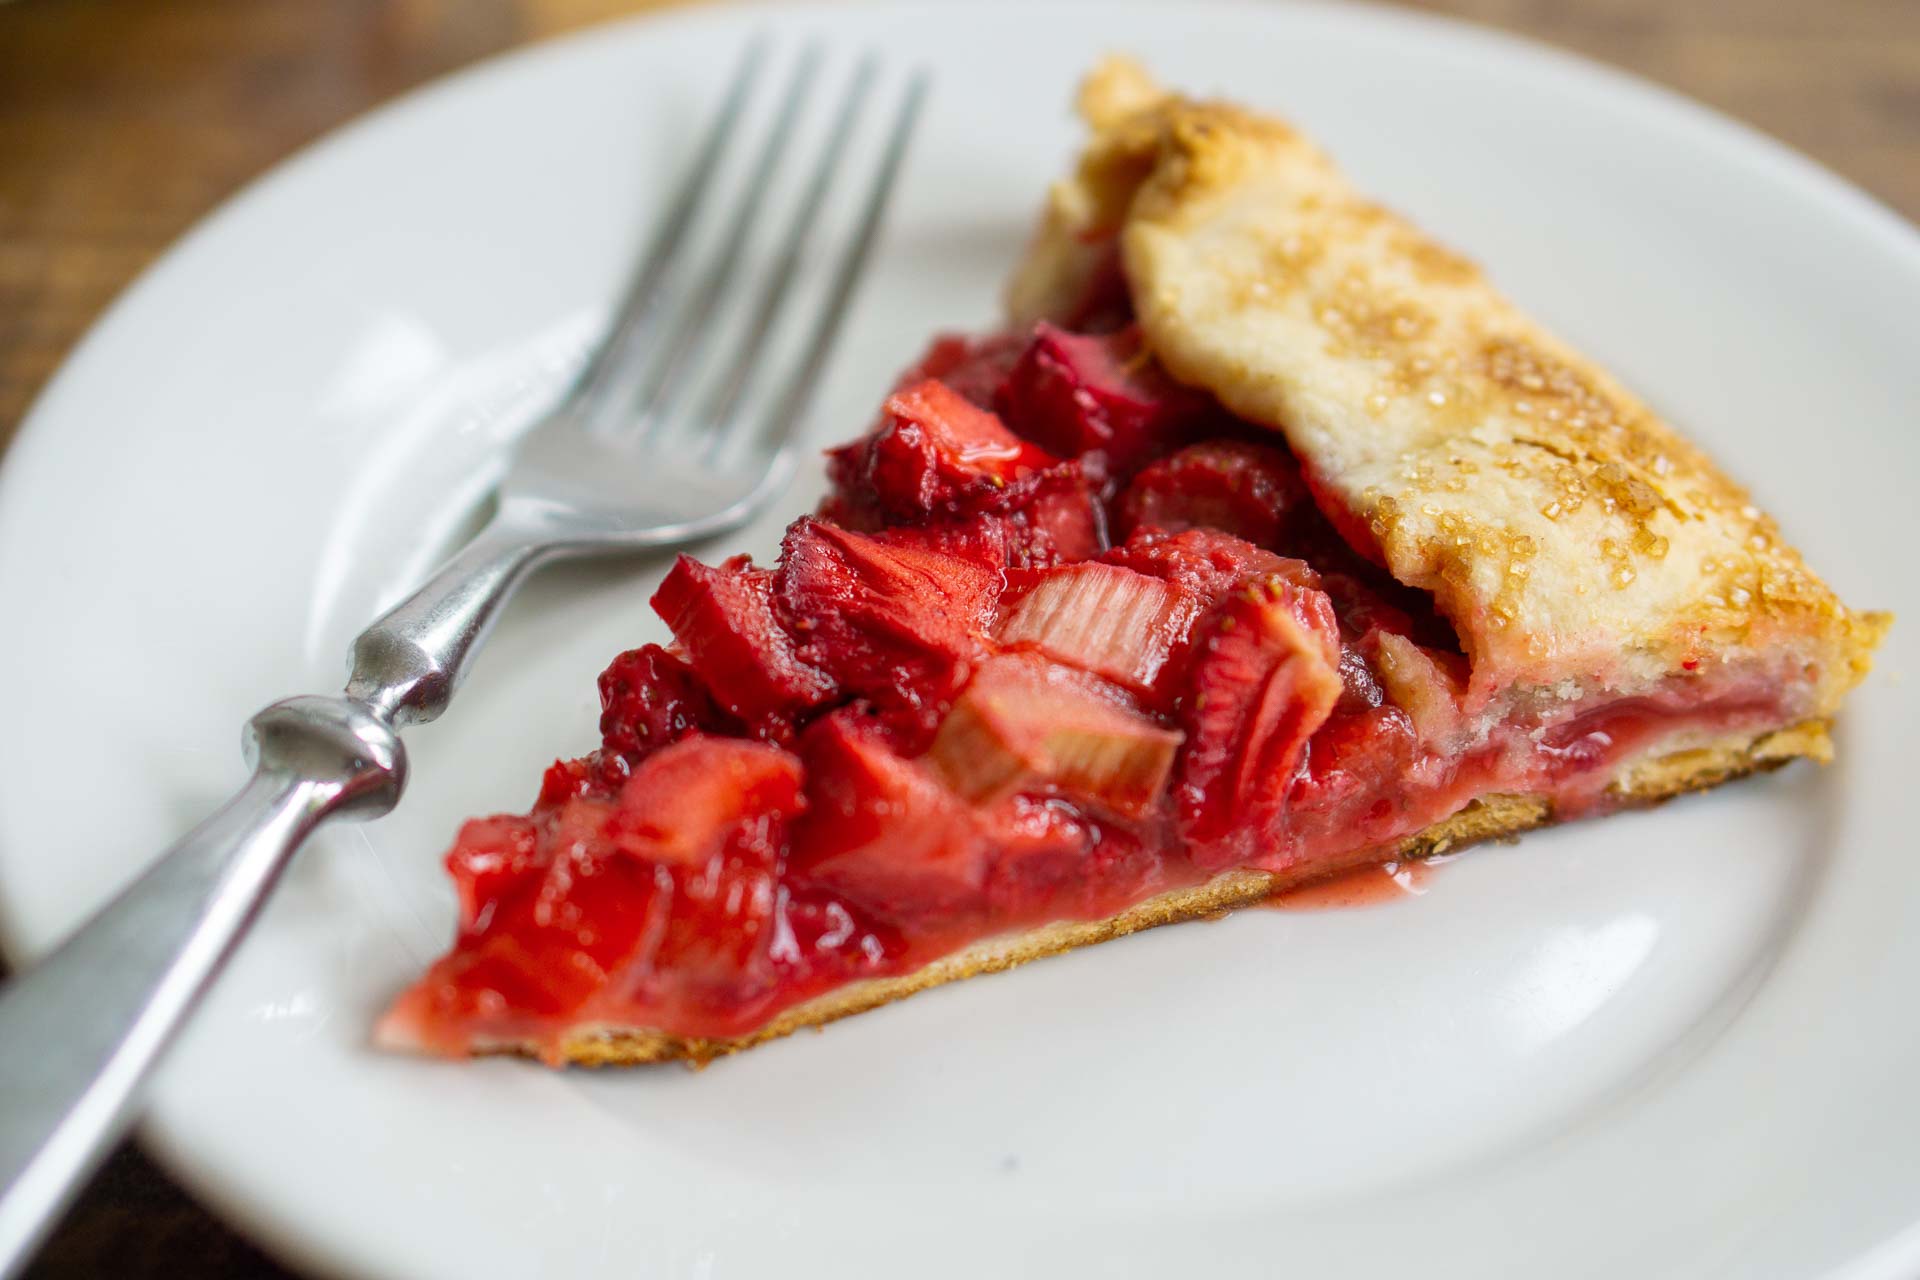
[344, 523, 557, 729]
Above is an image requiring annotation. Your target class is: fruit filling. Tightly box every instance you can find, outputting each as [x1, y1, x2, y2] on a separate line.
[383, 314, 1812, 1060]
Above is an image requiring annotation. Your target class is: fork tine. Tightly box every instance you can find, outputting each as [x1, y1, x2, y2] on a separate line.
[626, 45, 827, 435]
[696, 56, 879, 455]
[569, 37, 767, 418]
[736, 69, 929, 458]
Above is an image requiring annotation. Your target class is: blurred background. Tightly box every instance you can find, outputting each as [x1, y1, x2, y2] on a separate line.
[0, 0, 1913, 1275]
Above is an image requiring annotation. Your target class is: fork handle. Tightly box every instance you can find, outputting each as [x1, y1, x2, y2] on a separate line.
[0, 516, 563, 1275]
[0, 697, 404, 1279]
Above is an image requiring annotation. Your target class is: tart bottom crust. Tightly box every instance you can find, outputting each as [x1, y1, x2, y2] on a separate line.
[482, 719, 1831, 1067]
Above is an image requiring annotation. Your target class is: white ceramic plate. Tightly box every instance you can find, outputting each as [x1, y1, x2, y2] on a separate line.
[3, 2, 1917, 1276]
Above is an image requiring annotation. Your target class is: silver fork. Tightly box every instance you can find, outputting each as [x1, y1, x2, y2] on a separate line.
[0, 44, 928, 1277]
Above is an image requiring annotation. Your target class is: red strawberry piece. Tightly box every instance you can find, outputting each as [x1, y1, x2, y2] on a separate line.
[420, 737, 807, 1031]
[1334, 648, 1385, 715]
[821, 444, 887, 531]
[776, 518, 1001, 711]
[1115, 441, 1312, 548]
[889, 331, 1028, 408]
[651, 554, 836, 735]
[875, 516, 1014, 573]
[535, 751, 631, 808]
[1317, 571, 1418, 646]
[790, 711, 989, 925]
[597, 644, 738, 764]
[1003, 466, 1108, 566]
[1174, 570, 1343, 868]
[1300, 460, 1390, 569]
[995, 323, 1213, 473]
[601, 737, 806, 991]
[858, 379, 1058, 520]
[606, 736, 805, 869]
[978, 793, 1102, 920]
[1105, 526, 1307, 603]
[1286, 703, 1421, 852]
[444, 814, 542, 935]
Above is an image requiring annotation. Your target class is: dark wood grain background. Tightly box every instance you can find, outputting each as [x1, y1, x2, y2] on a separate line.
[2, 0, 1915, 1275]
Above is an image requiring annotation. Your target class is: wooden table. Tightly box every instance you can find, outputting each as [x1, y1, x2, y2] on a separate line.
[1, 0, 1914, 1275]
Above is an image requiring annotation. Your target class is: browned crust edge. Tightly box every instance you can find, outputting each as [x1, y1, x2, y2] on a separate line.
[486, 720, 1829, 1067]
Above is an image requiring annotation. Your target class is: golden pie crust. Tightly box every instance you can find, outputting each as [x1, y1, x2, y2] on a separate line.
[1008, 58, 1885, 703]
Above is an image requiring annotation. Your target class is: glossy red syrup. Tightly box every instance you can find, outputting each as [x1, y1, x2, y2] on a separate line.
[382, 317, 1796, 1061]
[1263, 859, 1442, 910]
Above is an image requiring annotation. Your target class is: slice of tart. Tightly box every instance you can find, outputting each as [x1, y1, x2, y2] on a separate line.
[378, 59, 1887, 1066]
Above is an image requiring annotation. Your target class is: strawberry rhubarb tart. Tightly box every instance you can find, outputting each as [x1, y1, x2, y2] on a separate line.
[378, 59, 1886, 1065]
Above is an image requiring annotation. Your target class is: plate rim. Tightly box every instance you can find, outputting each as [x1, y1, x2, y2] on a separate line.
[2, 2, 1918, 1278]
